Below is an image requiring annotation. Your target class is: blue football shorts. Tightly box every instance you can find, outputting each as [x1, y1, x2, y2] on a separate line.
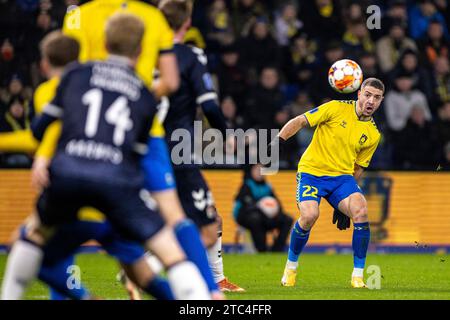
[141, 136, 176, 192]
[296, 172, 362, 209]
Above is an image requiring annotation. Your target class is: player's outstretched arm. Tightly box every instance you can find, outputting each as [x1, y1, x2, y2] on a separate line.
[278, 114, 309, 141]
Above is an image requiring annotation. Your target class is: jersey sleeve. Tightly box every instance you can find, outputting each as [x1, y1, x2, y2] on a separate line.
[189, 48, 228, 135]
[35, 121, 62, 160]
[355, 134, 381, 168]
[189, 47, 217, 102]
[303, 101, 338, 127]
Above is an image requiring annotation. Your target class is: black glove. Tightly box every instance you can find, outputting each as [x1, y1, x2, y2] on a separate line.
[332, 209, 351, 230]
[268, 135, 286, 157]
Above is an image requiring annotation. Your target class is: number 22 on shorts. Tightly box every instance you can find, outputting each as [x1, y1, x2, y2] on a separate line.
[302, 185, 318, 198]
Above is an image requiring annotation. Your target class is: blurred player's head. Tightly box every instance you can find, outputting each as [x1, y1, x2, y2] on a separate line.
[357, 78, 385, 118]
[105, 13, 145, 63]
[40, 30, 79, 77]
[159, 0, 193, 36]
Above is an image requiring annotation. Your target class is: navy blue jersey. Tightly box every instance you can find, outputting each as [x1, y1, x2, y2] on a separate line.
[36, 57, 157, 186]
[163, 44, 227, 167]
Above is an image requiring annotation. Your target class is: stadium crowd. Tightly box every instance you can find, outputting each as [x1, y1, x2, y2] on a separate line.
[0, 0, 449, 170]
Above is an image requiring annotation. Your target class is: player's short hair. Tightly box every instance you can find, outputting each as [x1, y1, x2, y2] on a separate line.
[105, 13, 145, 58]
[159, 0, 193, 31]
[40, 30, 79, 67]
[361, 77, 385, 94]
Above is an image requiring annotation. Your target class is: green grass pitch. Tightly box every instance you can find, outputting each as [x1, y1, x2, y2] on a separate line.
[1, 253, 449, 300]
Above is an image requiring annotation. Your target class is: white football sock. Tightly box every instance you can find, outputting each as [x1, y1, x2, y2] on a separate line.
[286, 260, 298, 270]
[207, 234, 225, 283]
[167, 261, 210, 300]
[144, 252, 164, 275]
[352, 268, 364, 278]
[1, 240, 43, 300]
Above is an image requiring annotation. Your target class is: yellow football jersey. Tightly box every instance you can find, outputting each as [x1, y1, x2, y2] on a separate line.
[62, 0, 174, 87]
[63, 0, 170, 139]
[299, 100, 381, 176]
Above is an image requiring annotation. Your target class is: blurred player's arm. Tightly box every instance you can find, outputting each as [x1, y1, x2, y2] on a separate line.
[31, 105, 60, 141]
[151, 53, 179, 98]
[31, 121, 62, 189]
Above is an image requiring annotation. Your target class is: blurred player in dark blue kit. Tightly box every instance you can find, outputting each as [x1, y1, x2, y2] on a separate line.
[1, 13, 210, 300]
[153, 0, 244, 292]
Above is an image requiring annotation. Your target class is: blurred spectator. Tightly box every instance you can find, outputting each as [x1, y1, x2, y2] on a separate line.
[431, 56, 450, 108]
[220, 95, 244, 129]
[0, 74, 31, 107]
[243, 66, 284, 130]
[408, 0, 449, 40]
[231, 0, 268, 38]
[440, 141, 450, 171]
[382, 0, 409, 32]
[417, 19, 450, 68]
[300, 0, 344, 44]
[342, 19, 375, 60]
[437, 102, 450, 155]
[359, 51, 383, 81]
[397, 106, 440, 169]
[434, 0, 450, 28]
[215, 43, 247, 107]
[388, 49, 434, 105]
[238, 17, 281, 80]
[274, 2, 303, 47]
[233, 163, 293, 252]
[0, 95, 30, 132]
[205, 0, 234, 51]
[309, 41, 346, 104]
[376, 19, 417, 73]
[343, 1, 365, 23]
[283, 32, 317, 89]
[384, 72, 432, 132]
[285, 91, 314, 154]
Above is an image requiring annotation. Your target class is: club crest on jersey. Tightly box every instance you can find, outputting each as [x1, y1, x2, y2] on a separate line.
[359, 134, 368, 145]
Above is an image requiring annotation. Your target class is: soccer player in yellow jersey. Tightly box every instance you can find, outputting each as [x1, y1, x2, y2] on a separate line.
[276, 78, 384, 288]
[62, 0, 178, 96]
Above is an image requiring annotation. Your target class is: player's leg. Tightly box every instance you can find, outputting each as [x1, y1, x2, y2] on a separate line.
[102, 186, 211, 300]
[143, 226, 210, 299]
[175, 169, 243, 292]
[282, 200, 319, 282]
[99, 224, 174, 300]
[337, 192, 370, 288]
[1, 176, 81, 300]
[38, 220, 101, 300]
[329, 175, 369, 288]
[282, 173, 324, 287]
[141, 137, 219, 296]
[1, 214, 47, 300]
